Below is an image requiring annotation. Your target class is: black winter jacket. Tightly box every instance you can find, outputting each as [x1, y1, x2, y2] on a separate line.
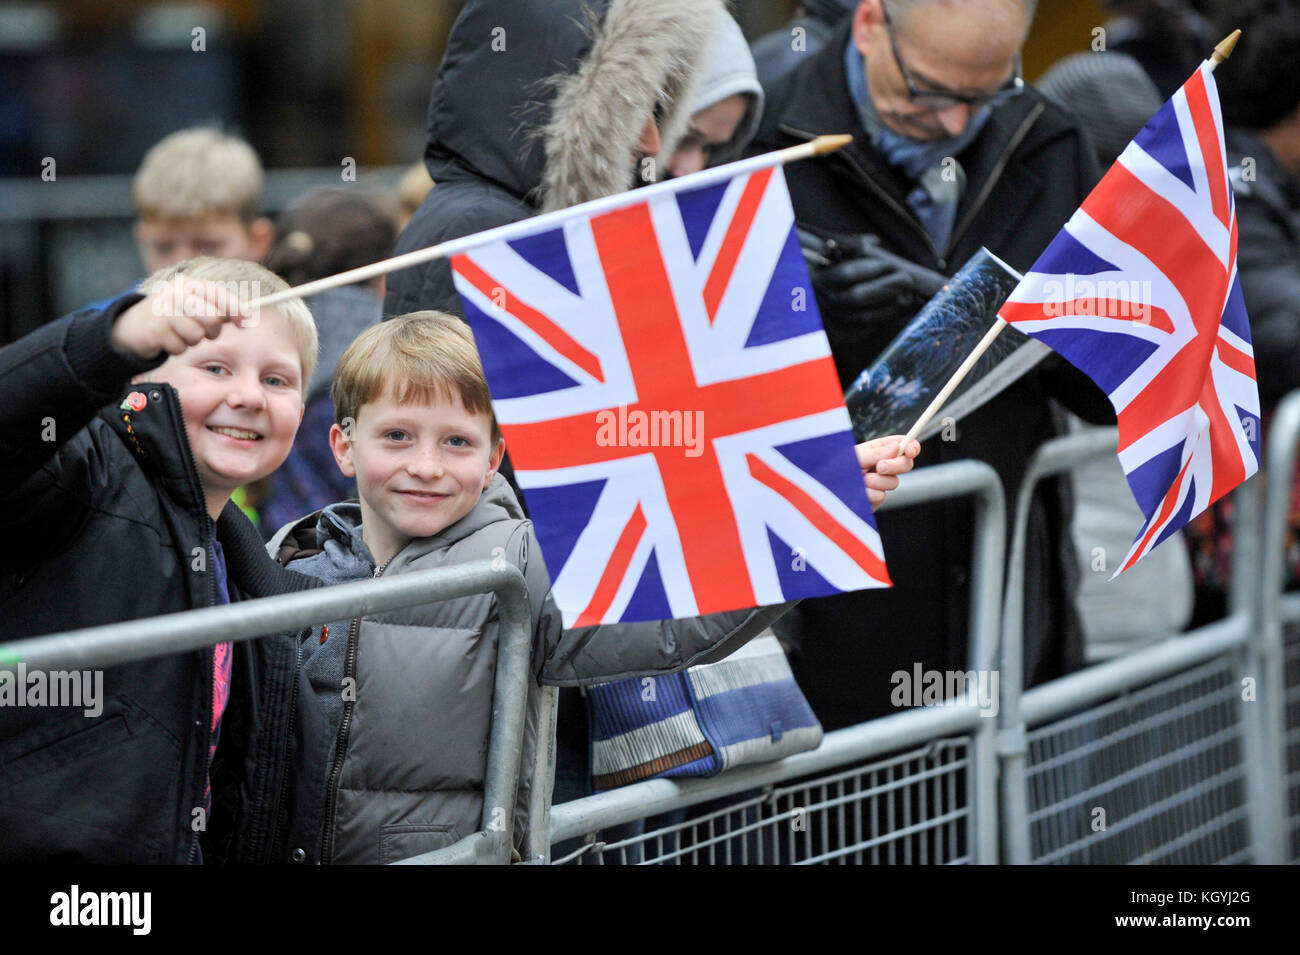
[0, 299, 322, 864]
[748, 23, 1115, 730]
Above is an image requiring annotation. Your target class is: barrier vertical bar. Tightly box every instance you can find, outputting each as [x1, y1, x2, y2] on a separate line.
[965, 467, 1006, 865]
[476, 571, 535, 862]
[1001, 427, 1119, 865]
[525, 685, 559, 863]
[876, 459, 1006, 864]
[1231, 476, 1279, 861]
[1254, 391, 1300, 861]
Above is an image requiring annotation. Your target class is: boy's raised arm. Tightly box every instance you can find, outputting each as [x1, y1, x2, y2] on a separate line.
[0, 278, 245, 503]
[0, 295, 148, 498]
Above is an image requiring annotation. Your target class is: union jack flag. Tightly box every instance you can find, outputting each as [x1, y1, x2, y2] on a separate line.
[998, 61, 1260, 575]
[450, 162, 889, 626]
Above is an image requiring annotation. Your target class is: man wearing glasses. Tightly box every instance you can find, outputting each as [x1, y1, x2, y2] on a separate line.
[750, 0, 1114, 733]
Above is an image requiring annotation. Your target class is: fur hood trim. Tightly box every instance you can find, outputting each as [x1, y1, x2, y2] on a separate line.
[537, 0, 723, 211]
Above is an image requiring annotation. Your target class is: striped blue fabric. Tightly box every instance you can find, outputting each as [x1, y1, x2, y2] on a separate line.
[587, 635, 822, 789]
[693, 677, 819, 769]
[587, 669, 695, 743]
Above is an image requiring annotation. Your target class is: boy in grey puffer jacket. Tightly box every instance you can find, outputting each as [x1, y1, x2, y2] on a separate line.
[269, 312, 559, 863]
[273, 476, 557, 864]
[270, 313, 812, 863]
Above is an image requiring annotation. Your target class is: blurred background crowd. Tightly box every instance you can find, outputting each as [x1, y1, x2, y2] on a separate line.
[0, 0, 1231, 337]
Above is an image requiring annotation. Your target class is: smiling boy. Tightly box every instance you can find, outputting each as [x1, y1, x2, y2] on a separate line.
[270, 311, 534, 862]
[126, 280, 312, 521]
[0, 257, 322, 863]
[323, 332, 501, 563]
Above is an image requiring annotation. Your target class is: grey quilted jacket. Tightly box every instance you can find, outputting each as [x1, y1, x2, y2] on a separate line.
[270, 475, 789, 863]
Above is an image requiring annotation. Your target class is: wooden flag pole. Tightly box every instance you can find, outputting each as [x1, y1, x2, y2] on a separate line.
[894, 314, 1008, 450]
[894, 30, 1242, 455]
[243, 135, 854, 312]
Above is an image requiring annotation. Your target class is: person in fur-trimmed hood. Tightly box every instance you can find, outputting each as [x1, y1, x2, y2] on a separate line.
[381, 0, 782, 826]
[383, 0, 724, 318]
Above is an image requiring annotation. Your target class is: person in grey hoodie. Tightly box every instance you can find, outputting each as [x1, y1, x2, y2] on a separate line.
[663, 13, 766, 179]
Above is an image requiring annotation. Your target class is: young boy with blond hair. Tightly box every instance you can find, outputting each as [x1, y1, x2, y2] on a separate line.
[132, 127, 274, 273]
[269, 311, 917, 863]
[270, 312, 539, 863]
[0, 258, 325, 864]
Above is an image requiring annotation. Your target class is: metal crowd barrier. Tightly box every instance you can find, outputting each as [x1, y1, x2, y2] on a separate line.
[544, 406, 1300, 867]
[543, 458, 1006, 865]
[1000, 427, 1276, 864]
[9, 392, 1300, 865]
[0, 559, 537, 866]
[1263, 390, 1300, 863]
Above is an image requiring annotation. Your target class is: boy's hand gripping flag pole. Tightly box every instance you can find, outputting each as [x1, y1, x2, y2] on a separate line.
[241, 136, 853, 312]
[893, 30, 1245, 458]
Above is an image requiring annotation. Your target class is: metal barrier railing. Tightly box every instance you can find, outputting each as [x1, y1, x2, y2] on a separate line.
[0, 559, 536, 866]
[9, 386, 1300, 865]
[542, 400, 1300, 866]
[0, 166, 410, 224]
[1284, 617, 1300, 864]
[549, 717, 980, 864]
[1263, 390, 1300, 863]
[543, 457, 1006, 864]
[999, 427, 1274, 864]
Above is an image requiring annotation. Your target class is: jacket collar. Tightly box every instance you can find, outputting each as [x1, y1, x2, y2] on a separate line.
[278, 474, 526, 569]
[101, 381, 207, 517]
[273, 501, 366, 569]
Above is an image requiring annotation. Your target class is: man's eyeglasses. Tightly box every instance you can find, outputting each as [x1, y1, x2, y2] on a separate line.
[881, 0, 1024, 112]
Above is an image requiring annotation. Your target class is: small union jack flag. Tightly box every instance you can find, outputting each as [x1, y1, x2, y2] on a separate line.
[999, 61, 1260, 575]
[451, 161, 890, 626]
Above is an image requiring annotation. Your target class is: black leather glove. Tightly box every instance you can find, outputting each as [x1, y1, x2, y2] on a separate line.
[800, 229, 948, 327]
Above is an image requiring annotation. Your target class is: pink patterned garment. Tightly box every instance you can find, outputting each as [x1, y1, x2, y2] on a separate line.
[204, 539, 234, 813]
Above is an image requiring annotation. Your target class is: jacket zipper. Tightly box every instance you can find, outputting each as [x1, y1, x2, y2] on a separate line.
[946, 101, 1044, 258]
[162, 386, 216, 866]
[320, 557, 392, 863]
[187, 517, 215, 866]
[267, 636, 302, 862]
